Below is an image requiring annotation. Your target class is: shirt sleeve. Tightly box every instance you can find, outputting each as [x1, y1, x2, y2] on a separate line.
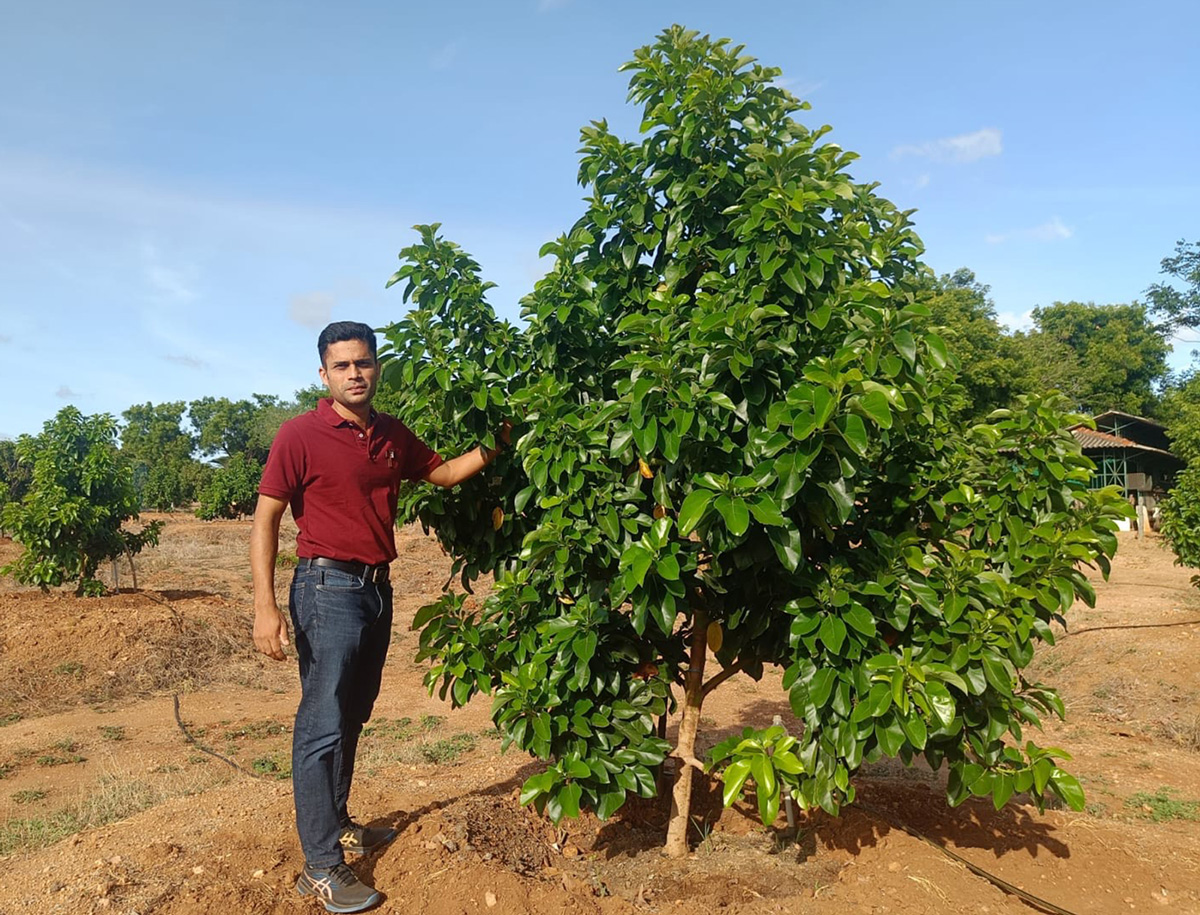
[396, 422, 444, 481]
[258, 419, 305, 499]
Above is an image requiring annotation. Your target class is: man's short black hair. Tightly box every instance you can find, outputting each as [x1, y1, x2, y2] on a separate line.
[318, 321, 378, 365]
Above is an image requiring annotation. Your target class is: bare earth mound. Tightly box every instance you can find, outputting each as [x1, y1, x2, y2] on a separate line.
[0, 519, 1198, 914]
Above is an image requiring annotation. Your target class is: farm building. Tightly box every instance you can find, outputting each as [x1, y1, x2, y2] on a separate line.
[1072, 410, 1183, 524]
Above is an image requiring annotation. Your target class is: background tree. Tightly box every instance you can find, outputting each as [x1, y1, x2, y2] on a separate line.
[120, 401, 206, 510]
[1146, 239, 1200, 331]
[1, 407, 161, 595]
[1019, 301, 1170, 416]
[912, 268, 1026, 419]
[381, 27, 1128, 854]
[195, 452, 262, 520]
[1158, 463, 1200, 588]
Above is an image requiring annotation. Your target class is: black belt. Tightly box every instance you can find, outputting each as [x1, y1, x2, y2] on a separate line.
[299, 556, 390, 584]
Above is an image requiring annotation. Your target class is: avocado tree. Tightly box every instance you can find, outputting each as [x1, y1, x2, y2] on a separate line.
[1, 407, 161, 596]
[379, 27, 1129, 855]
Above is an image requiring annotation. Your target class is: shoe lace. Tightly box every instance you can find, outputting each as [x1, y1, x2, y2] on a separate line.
[328, 863, 360, 886]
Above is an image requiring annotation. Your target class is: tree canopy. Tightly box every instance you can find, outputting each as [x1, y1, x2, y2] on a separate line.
[378, 26, 1128, 854]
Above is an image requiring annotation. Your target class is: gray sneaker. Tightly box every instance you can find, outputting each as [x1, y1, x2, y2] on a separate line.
[296, 863, 382, 913]
[338, 820, 397, 855]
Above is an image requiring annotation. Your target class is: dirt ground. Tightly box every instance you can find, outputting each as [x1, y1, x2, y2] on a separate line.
[0, 516, 1198, 915]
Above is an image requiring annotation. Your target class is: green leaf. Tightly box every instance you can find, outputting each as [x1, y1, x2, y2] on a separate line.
[715, 495, 750, 536]
[721, 759, 753, 807]
[749, 494, 787, 526]
[836, 414, 869, 457]
[819, 615, 847, 655]
[1049, 770, 1086, 811]
[678, 489, 714, 536]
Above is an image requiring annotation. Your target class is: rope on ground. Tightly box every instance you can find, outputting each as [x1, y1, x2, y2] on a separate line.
[133, 587, 266, 780]
[172, 693, 264, 779]
[857, 801, 1078, 915]
[1064, 618, 1200, 636]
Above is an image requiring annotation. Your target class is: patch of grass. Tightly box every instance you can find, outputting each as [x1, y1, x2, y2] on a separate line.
[1124, 787, 1200, 822]
[0, 763, 13, 780]
[276, 551, 298, 568]
[420, 733, 476, 764]
[36, 739, 86, 768]
[187, 755, 209, 765]
[419, 714, 446, 731]
[98, 725, 126, 742]
[0, 713, 22, 727]
[362, 716, 417, 741]
[11, 789, 47, 805]
[0, 773, 162, 856]
[251, 754, 292, 780]
[53, 662, 84, 678]
[223, 719, 288, 741]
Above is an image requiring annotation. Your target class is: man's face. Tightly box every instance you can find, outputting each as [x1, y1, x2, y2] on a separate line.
[319, 339, 379, 411]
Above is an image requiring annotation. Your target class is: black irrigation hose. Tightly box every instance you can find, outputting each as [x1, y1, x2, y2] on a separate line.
[1065, 618, 1200, 635]
[857, 801, 1078, 915]
[172, 693, 264, 779]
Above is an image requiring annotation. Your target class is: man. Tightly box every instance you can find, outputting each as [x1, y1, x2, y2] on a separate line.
[250, 321, 507, 913]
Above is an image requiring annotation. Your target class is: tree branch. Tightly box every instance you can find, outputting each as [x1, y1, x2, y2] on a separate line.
[702, 660, 745, 696]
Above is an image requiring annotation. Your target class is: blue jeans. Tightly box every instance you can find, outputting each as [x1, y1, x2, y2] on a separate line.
[288, 564, 393, 868]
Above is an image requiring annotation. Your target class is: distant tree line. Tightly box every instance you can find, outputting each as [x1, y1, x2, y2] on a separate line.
[1, 239, 1197, 593]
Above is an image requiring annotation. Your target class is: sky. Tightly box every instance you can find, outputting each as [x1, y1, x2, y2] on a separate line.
[2, 0, 1198, 439]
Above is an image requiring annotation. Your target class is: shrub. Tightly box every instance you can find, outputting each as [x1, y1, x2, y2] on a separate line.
[1, 407, 161, 595]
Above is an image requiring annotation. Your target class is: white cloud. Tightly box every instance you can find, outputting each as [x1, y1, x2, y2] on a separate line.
[770, 77, 826, 97]
[289, 291, 336, 329]
[141, 242, 198, 302]
[911, 173, 931, 190]
[55, 385, 80, 399]
[164, 353, 206, 369]
[986, 217, 1073, 245]
[892, 128, 1002, 164]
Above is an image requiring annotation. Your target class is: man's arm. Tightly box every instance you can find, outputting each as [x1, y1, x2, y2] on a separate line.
[423, 422, 512, 489]
[250, 493, 290, 661]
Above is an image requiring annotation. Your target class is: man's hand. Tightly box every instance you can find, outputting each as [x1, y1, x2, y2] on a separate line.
[254, 605, 290, 661]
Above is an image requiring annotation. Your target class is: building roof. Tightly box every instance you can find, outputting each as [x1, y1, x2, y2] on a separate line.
[1069, 425, 1178, 459]
[1091, 410, 1166, 430]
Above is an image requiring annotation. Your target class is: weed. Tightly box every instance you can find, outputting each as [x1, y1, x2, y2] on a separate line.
[37, 739, 86, 767]
[0, 772, 162, 855]
[187, 755, 209, 765]
[276, 552, 298, 568]
[53, 662, 84, 678]
[11, 789, 47, 805]
[1135, 760, 1155, 770]
[420, 714, 446, 731]
[362, 717, 416, 741]
[1124, 787, 1200, 822]
[150, 764, 181, 774]
[251, 754, 292, 780]
[98, 725, 126, 742]
[0, 713, 21, 727]
[420, 733, 476, 764]
[0, 762, 13, 779]
[690, 816, 715, 854]
[223, 719, 287, 741]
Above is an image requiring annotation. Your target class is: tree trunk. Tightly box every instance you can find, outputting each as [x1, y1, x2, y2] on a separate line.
[664, 608, 708, 857]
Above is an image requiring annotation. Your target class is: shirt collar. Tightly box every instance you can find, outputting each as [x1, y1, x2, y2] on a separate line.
[317, 397, 377, 428]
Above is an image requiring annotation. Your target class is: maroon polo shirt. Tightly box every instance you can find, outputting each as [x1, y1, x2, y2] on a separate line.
[258, 398, 443, 565]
